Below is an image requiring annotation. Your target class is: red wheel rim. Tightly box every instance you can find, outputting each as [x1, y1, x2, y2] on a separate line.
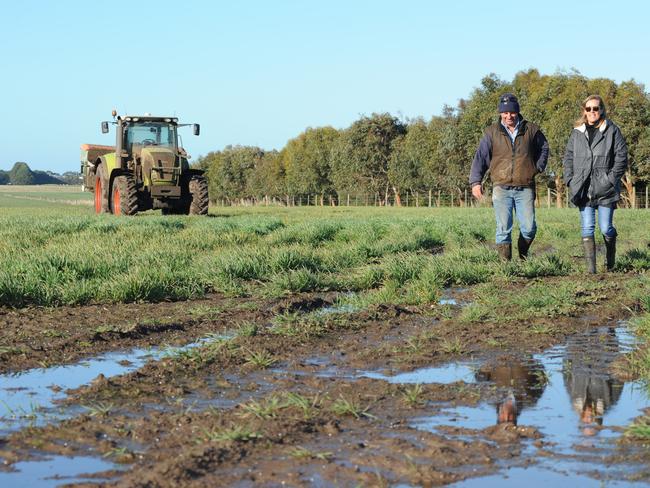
[112, 186, 121, 215]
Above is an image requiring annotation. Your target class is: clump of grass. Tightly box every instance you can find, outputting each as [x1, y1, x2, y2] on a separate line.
[0, 346, 24, 356]
[440, 337, 464, 355]
[203, 425, 262, 443]
[330, 395, 376, 419]
[625, 416, 650, 439]
[244, 349, 276, 369]
[266, 269, 333, 295]
[617, 248, 650, 273]
[402, 384, 424, 407]
[458, 303, 492, 323]
[236, 321, 259, 337]
[283, 392, 322, 419]
[530, 324, 554, 335]
[82, 402, 114, 418]
[270, 247, 324, 273]
[508, 254, 572, 278]
[240, 396, 284, 419]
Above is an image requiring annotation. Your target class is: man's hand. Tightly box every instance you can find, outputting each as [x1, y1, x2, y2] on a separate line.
[471, 184, 483, 200]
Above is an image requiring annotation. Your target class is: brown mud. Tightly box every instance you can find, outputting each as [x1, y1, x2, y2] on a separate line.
[1, 274, 649, 486]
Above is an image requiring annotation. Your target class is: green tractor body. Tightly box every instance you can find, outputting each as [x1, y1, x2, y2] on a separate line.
[81, 114, 208, 215]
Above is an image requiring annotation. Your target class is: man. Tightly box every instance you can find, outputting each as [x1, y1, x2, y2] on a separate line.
[469, 93, 549, 261]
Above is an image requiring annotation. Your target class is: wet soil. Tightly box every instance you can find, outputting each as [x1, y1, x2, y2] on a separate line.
[1, 274, 649, 486]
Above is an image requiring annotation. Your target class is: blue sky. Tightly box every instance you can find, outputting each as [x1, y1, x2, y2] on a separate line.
[1, 0, 648, 173]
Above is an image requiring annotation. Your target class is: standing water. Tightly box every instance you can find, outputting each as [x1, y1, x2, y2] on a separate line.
[409, 326, 649, 485]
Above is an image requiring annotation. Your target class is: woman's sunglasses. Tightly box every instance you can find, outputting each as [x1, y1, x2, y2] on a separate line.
[584, 106, 600, 112]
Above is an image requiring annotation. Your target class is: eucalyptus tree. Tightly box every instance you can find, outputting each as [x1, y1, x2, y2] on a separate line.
[206, 145, 264, 204]
[388, 118, 435, 205]
[448, 74, 508, 204]
[281, 126, 339, 204]
[611, 80, 650, 202]
[246, 150, 284, 203]
[330, 113, 406, 205]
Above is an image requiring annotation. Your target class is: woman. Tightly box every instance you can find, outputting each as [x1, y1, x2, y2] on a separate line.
[563, 95, 628, 273]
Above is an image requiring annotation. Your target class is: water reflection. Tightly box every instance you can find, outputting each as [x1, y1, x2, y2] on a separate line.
[411, 326, 648, 483]
[562, 326, 624, 436]
[475, 355, 546, 425]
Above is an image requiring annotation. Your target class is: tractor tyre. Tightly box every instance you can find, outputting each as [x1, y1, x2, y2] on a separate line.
[110, 174, 139, 216]
[188, 175, 209, 215]
[94, 164, 109, 214]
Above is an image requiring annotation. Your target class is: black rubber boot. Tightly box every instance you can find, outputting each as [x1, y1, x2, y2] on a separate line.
[603, 234, 616, 271]
[496, 242, 512, 262]
[582, 236, 596, 274]
[517, 233, 533, 260]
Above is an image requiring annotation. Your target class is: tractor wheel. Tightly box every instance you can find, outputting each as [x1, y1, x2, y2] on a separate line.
[188, 175, 209, 215]
[110, 174, 139, 216]
[94, 165, 109, 214]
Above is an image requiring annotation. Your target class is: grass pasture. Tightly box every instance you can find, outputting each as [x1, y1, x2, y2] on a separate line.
[1, 185, 649, 309]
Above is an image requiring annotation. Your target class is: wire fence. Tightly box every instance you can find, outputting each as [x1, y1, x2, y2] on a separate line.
[212, 186, 650, 209]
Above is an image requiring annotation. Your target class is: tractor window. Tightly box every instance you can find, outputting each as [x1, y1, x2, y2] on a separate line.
[124, 122, 177, 153]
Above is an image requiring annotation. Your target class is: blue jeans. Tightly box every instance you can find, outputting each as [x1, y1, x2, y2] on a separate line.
[579, 206, 616, 238]
[492, 186, 536, 244]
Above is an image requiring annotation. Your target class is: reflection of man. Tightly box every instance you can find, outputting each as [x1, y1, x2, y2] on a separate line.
[563, 327, 624, 435]
[469, 93, 549, 261]
[475, 355, 547, 425]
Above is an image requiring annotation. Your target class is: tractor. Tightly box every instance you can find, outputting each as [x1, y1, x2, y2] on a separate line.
[81, 111, 209, 216]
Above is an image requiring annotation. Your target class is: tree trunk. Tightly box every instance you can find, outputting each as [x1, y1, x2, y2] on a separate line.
[393, 187, 402, 207]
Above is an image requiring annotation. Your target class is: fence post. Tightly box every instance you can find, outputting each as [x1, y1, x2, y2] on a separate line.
[428, 189, 432, 208]
[646, 186, 649, 209]
[547, 188, 551, 208]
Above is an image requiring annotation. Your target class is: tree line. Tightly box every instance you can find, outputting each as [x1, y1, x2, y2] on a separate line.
[0, 162, 76, 185]
[194, 69, 650, 207]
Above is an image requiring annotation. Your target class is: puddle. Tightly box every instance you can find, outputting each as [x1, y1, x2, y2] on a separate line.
[453, 465, 647, 487]
[0, 332, 234, 435]
[0, 455, 120, 487]
[361, 363, 477, 384]
[438, 287, 469, 307]
[317, 303, 360, 315]
[407, 326, 649, 483]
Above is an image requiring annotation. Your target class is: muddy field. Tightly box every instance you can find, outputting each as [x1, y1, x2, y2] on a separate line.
[1, 274, 649, 487]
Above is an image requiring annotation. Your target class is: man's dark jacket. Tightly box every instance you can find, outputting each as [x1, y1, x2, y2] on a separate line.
[469, 116, 549, 188]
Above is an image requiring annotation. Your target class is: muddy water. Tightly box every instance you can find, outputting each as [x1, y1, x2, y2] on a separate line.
[0, 455, 120, 487]
[0, 333, 234, 435]
[0, 349, 154, 435]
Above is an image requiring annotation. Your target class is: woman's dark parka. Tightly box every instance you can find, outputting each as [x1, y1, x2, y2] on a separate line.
[562, 120, 628, 206]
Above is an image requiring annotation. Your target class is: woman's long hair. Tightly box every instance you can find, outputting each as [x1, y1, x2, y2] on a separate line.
[575, 95, 607, 128]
